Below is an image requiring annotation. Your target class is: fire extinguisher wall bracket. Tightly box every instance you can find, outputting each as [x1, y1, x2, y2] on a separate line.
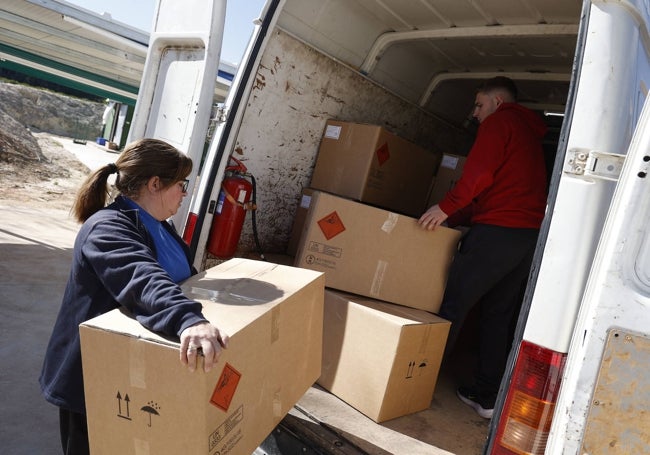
[221, 184, 257, 211]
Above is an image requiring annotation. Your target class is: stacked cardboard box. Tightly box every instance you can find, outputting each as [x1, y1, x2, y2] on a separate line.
[318, 289, 451, 423]
[426, 153, 467, 207]
[286, 120, 464, 422]
[80, 258, 324, 455]
[293, 190, 461, 314]
[309, 120, 440, 217]
[291, 191, 458, 421]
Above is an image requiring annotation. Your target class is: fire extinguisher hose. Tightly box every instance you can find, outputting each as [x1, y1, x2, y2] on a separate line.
[249, 174, 265, 261]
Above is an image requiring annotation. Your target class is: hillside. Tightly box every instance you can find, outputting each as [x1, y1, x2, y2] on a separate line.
[0, 81, 106, 210]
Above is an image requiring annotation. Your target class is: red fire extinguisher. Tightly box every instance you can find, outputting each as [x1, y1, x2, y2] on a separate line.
[207, 157, 256, 259]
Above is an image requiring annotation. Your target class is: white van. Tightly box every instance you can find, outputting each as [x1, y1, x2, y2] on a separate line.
[131, 0, 650, 453]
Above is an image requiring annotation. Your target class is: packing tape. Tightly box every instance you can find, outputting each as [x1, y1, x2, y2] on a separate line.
[381, 212, 399, 234]
[273, 390, 282, 417]
[418, 325, 432, 354]
[370, 260, 388, 296]
[129, 337, 146, 388]
[271, 306, 281, 343]
[133, 438, 150, 455]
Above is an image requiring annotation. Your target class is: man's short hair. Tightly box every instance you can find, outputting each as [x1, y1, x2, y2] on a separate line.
[477, 76, 518, 101]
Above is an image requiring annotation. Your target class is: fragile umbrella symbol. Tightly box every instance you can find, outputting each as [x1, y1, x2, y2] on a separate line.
[141, 401, 160, 427]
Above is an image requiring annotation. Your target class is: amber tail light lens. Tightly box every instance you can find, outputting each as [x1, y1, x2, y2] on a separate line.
[491, 341, 567, 455]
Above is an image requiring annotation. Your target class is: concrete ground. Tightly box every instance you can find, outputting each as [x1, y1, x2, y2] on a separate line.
[0, 204, 79, 454]
[0, 139, 489, 454]
[0, 140, 118, 454]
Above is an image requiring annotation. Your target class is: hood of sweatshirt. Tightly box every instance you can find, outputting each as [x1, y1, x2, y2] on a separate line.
[494, 102, 548, 138]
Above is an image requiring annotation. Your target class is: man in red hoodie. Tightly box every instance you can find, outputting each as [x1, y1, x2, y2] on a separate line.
[419, 76, 548, 419]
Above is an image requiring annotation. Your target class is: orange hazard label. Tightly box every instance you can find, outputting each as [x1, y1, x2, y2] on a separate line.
[317, 211, 346, 240]
[210, 363, 241, 412]
[376, 142, 390, 166]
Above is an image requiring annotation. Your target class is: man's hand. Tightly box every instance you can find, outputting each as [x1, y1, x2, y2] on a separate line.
[418, 204, 449, 230]
[180, 322, 229, 373]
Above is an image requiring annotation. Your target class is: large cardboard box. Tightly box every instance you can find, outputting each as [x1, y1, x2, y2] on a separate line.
[80, 258, 324, 455]
[294, 190, 462, 313]
[318, 290, 451, 422]
[427, 153, 467, 207]
[310, 120, 440, 217]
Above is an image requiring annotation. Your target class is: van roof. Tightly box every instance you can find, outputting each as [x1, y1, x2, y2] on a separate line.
[277, 0, 581, 127]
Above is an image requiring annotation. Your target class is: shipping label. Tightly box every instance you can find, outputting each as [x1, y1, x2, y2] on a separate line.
[324, 124, 342, 139]
[440, 154, 460, 169]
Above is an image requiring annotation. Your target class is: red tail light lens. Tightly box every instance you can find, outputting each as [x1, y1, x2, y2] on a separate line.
[491, 341, 567, 455]
[182, 212, 198, 245]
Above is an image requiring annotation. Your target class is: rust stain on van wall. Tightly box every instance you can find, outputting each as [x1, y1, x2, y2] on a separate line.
[581, 329, 650, 453]
[253, 74, 266, 91]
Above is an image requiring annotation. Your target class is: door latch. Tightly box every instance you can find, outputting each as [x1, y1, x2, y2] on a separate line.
[564, 148, 626, 181]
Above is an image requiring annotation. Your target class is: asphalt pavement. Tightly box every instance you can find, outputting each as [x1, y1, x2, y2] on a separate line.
[0, 139, 118, 454]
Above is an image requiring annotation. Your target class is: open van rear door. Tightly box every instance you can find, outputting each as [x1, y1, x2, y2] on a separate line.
[546, 73, 650, 454]
[127, 0, 227, 232]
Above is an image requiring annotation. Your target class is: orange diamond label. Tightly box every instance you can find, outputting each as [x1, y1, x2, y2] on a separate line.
[210, 363, 241, 412]
[317, 211, 346, 240]
[376, 142, 390, 166]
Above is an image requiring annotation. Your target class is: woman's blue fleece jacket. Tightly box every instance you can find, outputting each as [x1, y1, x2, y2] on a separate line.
[39, 196, 207, 414]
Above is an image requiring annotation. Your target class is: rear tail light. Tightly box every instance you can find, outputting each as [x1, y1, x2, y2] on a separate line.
[491, 341, 567, 455]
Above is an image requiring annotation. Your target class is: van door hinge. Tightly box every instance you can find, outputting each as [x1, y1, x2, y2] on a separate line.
[207, 104, 228, 140]
[564, 148, 626, 181]
[213, 104, 228, 124]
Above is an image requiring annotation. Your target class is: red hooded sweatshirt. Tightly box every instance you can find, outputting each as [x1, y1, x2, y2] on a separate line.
[439, 102, 548, 229]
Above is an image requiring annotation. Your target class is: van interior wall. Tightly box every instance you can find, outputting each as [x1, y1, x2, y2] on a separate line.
[230, 28, 475, 256]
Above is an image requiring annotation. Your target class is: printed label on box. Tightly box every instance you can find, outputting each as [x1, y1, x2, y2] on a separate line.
[307, 241, 342, 258]
[210, 363, 242, 412]
[300, 194, 312, 209]
[304, 253, 337, 269]
[324, 125, 342, 139]
[440, 154, 460, 169]
[317, 211, 346, 240]
[376, 143, 390, 166]
[208, 404, 244, 451]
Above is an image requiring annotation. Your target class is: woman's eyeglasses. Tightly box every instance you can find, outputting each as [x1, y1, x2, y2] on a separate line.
[181, 179, 190, 193]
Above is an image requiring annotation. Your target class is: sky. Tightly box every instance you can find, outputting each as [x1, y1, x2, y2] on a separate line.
[66, 0, 267, 65]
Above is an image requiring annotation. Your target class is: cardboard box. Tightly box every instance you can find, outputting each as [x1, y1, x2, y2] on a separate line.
[294, 191, 461, 313]
[310, 120, 440, 217]
[427, 153, 467, 207]
[80, 258, 324, 455]
[318, 290, 451, 422]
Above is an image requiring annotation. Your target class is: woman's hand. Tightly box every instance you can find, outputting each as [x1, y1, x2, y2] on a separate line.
[179, 322, 229, 372]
